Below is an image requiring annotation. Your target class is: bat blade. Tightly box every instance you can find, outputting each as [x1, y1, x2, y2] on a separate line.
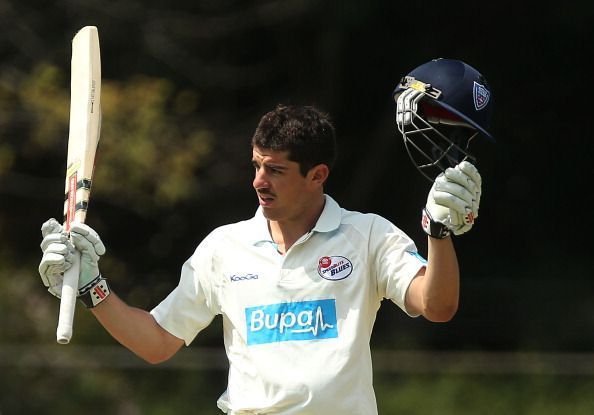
[57, 26, 102, 344]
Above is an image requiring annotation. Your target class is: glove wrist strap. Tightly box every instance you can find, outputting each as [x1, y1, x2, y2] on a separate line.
[421, 208, 451, 239]
[78, 275, 111, 308]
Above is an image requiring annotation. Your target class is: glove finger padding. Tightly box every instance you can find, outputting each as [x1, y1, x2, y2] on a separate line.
[40, 242, 75, 274]
[41, 218, 63, 239]
[432, 176, 474, 214]
[70, 223, 106, 256]
[458, 161, 482, 221]
[444, 161, 481, 217]
[69, 222, 106, 287]
[38, 219, 107, 298]
[457, 160, 482, 186]
[40, 231, 67, 252]
[423, 161, 482, 237]
[39, 252, 72, 298]
[39, 218, 76, 298]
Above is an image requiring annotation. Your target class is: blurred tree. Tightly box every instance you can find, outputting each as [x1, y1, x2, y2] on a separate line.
[3, 62, 213, 214]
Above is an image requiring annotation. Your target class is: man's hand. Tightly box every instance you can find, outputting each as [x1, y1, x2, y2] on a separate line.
[39, 218, 106, 298]
[422, 161, 482, 238]
[69, 222, 106, 284]
[39, 219, 74, 297]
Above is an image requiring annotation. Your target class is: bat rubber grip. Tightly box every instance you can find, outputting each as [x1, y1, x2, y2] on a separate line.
[56, 250, 81, 344]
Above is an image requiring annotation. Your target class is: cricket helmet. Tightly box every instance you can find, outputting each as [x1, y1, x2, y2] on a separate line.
[393, 58, 494, 181]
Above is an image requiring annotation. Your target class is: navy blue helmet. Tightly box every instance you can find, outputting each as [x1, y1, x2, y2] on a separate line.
[393, 58, 494, 180]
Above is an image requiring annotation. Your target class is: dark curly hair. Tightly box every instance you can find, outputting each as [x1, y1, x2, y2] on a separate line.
[251, 105, 336, 176]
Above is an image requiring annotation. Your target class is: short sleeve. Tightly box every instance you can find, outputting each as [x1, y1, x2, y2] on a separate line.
[150, 237, 220, 345]
[371, 216, 426, 316]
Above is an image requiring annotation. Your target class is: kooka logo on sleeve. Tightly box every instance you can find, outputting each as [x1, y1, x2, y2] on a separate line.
[317, 256, 353, 281]
[246, 299, 338, 345]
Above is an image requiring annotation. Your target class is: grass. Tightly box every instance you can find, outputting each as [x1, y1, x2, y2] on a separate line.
[375, 373, 594, 415]
[3, 366, 594, 414]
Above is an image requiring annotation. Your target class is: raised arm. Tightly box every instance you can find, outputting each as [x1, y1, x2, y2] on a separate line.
[39, 219, 184, 363]
[91, 293, 184, 364]
[405, 161, 481, 322]
[405, 237, 459, 322]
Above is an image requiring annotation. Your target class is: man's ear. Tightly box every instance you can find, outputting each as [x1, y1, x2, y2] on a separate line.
[309, 164, 330, 186]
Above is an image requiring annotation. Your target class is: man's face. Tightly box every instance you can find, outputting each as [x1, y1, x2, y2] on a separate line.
[251, 146, 316, 222]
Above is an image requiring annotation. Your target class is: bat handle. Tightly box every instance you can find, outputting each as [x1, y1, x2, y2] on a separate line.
[56, 250, 81, 344]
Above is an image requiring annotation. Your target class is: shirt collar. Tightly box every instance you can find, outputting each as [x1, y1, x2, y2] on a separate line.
[249, 194, 342, 245]
[312, 194, 342, 233]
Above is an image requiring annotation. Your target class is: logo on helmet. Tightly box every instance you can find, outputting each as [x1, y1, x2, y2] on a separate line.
[473, 81, 490, 111]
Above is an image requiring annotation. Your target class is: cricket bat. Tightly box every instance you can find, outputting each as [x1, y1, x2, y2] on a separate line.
[57, 26, 102, 344]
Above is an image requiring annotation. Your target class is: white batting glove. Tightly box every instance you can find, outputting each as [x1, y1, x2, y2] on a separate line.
[69, 222, 106, 284]
[422, 161, 482, 238]
[39, 219, 106, 299]
[39, 219, 74, 297]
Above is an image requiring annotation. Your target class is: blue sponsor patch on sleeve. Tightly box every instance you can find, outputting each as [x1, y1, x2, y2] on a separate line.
[407, 250, 427, 264]
[246, 299, 338, 346]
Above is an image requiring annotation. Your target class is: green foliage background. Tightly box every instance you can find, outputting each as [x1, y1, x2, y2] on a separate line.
[1, 0, 594, 413]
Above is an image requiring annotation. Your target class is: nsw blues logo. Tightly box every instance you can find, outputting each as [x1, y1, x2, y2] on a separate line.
[473, 81, 490, 111]
[317, 256, 353, 281]
[246, 299, 338, 345]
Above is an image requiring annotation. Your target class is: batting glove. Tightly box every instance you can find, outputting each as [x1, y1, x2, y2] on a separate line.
[39, 219, 75, 297]
[39, 219, 109, 307]
[422, 161, 482, 238]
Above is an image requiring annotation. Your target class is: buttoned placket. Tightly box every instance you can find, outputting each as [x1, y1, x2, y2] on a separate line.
[275, 230, 316, 284]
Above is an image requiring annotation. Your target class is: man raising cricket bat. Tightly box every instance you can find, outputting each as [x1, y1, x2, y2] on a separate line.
[39, 59, 493, 414]
[38, 26, 103, 344]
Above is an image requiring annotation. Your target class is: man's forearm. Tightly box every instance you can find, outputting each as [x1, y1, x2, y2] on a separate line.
[421, 236, 460, 321]
[91, 292, 184, 364]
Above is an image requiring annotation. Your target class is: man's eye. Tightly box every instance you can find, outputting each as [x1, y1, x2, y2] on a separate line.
[269, 166, 286, 175]
[252, 162, 283, 175]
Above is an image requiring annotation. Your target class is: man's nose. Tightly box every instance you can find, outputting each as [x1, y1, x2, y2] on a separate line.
[253, 168, 269, 189]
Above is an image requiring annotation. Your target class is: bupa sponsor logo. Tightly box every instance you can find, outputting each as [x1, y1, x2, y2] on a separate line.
[317, 256, 353, 281]
[229, 273, 259, 282]
[246, 299, 338, 345]
[473, 81, 490, 111]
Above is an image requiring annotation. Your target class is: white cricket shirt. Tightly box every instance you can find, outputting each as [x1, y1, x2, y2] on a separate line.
[151, 195, 426, 414]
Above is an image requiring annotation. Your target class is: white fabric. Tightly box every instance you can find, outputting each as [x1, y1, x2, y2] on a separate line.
[151, 195, 426, 415]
